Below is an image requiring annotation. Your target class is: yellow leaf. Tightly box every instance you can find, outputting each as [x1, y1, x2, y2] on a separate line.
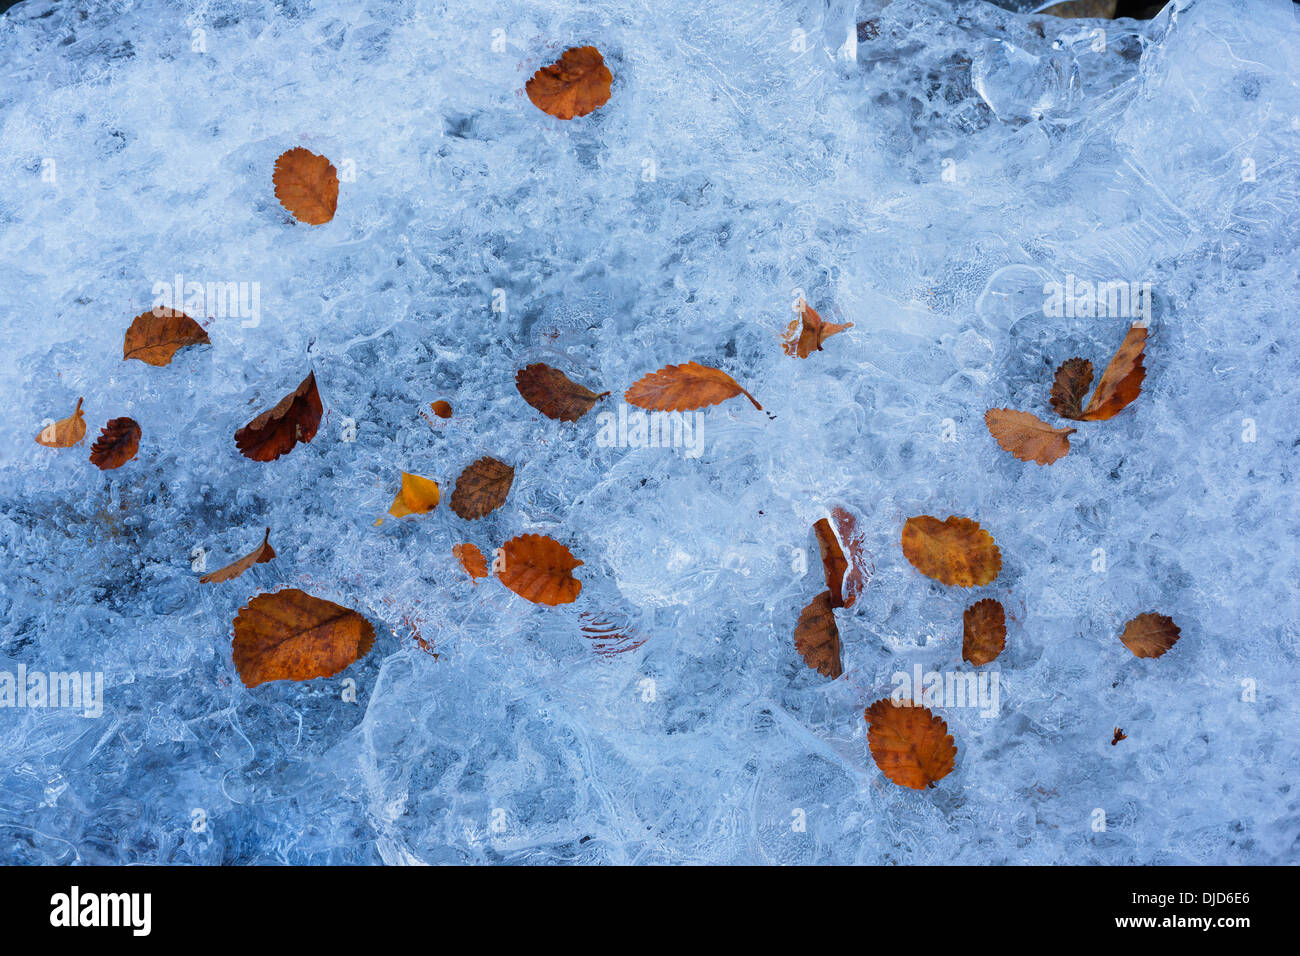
[388, 472, 440, 518]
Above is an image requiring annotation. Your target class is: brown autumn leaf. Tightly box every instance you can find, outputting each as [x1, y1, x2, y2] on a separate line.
[962, 598, 1006, 666]
[782, 303, 853, 358]
[449, 456, 514, 520]
[35, 397, 86, 447]
[200, 527, 276, 583]
[813, 518, 848, 609]
[123, 310, 210, 367]
[1111, 727, 1127, 746]
[388, 472, 440, 518]
[526, 45, 613, 120]
[234, 371, 323, 462]
[1050, 357, 1093, 420]
[985, 408, 1075, 465]
[625, 361, 762, 412]
[863, 699, 957, 790]
[515, 363, 609, 421]
[901, 515, 1002, 587]
[273, 147, 339, 225]
[232, 589, 375, 688]
[88, 417, 141, 470]
[831, 507, 871, 608]
[1039, 0, 1118, 19]
[1082, 324, 1147, 420]
[1119, 612, 1181, 659]
[580, 611, 647, 656]
[453, 542, 489, 584]
[430, 400, 453, 419]
[794, 590, 842, 679]
[498, 533, 583, 606]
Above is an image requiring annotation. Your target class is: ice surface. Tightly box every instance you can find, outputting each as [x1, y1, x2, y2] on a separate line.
[1, 0, 1298, 864]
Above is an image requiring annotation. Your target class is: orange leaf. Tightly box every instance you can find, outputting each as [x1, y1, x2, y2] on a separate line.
[1049, 357, 1093, 420]
[1119, 612, 1180, 659]
[123, 310, 210, 367]
[863, 699, 957, 790]
[1081, 324, 1147, 420]
[273, 147, 339, 225]
[901, 515, 1001, 587]
[515, 363, 609, 421]
[452, 542, 489, 583]
[200, 527, 276, 584]
[388, 472, 440, 518]
[962, 597, 1006, 666]
[624, 361, 762, 412]
[430, 400, 453, 419]
[231, 589, 375, 687]
[830, 507, 872, 608]
[794, 590, 842, 678]
[89, 417, 141, 470]
[782, 303, 853, 358]
[984, 408, 1075, 465]
[813, 518, 848, 609]
[526, 46, 612, 120]
[498, 533, 583, 606]
[234, 371, 323, 462]
[449, 456, 514, 519]
[35, 397, 86, 448]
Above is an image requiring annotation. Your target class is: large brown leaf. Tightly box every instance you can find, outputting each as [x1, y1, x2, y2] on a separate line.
[526, 46, 613, 120]
[901, 515, 1001, 587]
[89, 417, 141, 470]
[123, 310, 210, 366]
[449, 456, 514, 519]
[782, 303, 853, 358]
[1082, 324, 1147, 420]
[515, 363, 609, 421]
[234, 371, 323, 462]
[231, 589, 375, 687]
[1119, 612, 1180, 659]
[624, 361, 762, 412]
[794, 590, 842, 678]
[498, 533, 583, 605]
[962, 598, 1006, 666]
[863, 699, 957, 790]
[35, 397, 86, 448]
[200, 527, 276, 584]
[985, 408, 1075, 465]
[1049, 357, 1093, 420]
[273, 148, 339, 225]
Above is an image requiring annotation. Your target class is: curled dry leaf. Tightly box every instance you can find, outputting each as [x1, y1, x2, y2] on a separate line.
[782, 303, 853, 358]
[1052, 325, 1148, 421]
[231, 588, 375, 688]
[388, 472, 440, 518]
[580, 610, 646, 656]
[498, 533, 582, 606]
[863, 699, 957, 790]
[89, 417, 141, 470]
[35, 397, 86, 447]
[449, 456, 514, 520]
[1119, 612, 1180, 659]
[430, 400, 453, 419]
[962, 597, 1006, 666]
[515, 363, 609, 421]
[1111, 727, 1127, 746]
[273, 147, 339, 225]
[452, 542, 489, 584]
[234, 371, 323, 462]
[985, 408, 1075, 465]
[1050, 357, 1093, 420]
[813, 518, 848, 609]
[200, 527, 276, 584]
[625, 361, 762, 412]
[830, 507, 872, 608]
[123, 310, 210, 366]
[526, 45, 613, 120]
[794, 590, 842, 679]
[901, 515, 1001, 587]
